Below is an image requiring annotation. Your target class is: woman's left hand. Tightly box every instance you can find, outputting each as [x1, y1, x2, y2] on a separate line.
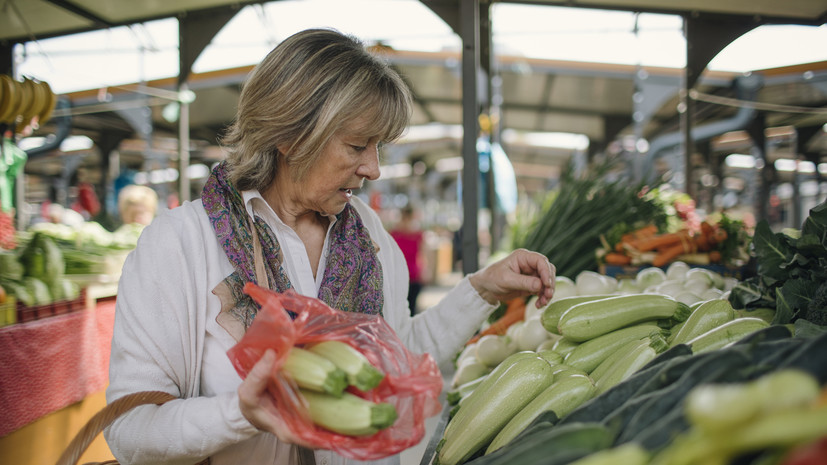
[469, 248, 556, 308]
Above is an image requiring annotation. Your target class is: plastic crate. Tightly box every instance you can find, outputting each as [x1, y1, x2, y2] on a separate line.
[15, 288, 88, 324]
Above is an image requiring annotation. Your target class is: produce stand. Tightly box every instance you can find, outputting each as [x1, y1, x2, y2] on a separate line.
[0, 294, 117, 464]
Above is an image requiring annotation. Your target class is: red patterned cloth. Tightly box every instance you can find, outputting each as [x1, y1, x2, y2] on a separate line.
[0, 300, 116, 437]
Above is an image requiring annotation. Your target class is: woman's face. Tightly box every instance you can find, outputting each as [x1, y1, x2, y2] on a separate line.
[292, 127, 382, 216]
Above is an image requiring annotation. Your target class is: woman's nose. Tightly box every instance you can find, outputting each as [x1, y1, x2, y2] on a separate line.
[358, 144, 381, 181]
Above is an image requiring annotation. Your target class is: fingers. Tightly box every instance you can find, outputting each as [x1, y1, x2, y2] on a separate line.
[238, 349, 277, 431]
[511, 249, 556, 307]
[470, 249, 557, 306]
[245, 349, 276, 398]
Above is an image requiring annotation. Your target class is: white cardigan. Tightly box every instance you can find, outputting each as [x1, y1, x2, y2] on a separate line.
[105, 194, 496, 465]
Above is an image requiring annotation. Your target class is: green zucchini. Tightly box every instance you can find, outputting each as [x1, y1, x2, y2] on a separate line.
[657, 403, 827, 465]
[438, 355, 555, 465]
[486, 374, 596, 454]
[551, 336, 580, 357]
[594, 334, 667, 394]
[537, 348, 564, 365]
[551, 365, 589, 381]
[564, 324, 665, 373]
[282, 347, 348, 397]
[442, 351, 539, 442]
[668, 299, 735, 347]
[684, 369, 821, 433]
[687, 317, 770, 354]
[541, 295, 617, 334]
[299, 389, 397, 436]
[447, 374, 489, 405]
[734, 307, 776, 324]
[558, 294, 691, 342]
[307, 340, 385, 391]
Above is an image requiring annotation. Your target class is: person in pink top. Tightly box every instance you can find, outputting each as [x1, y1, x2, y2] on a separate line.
[391, 205, 426, 316]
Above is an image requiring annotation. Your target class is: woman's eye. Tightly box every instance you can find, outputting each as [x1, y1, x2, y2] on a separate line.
[351, 145, 367, 152]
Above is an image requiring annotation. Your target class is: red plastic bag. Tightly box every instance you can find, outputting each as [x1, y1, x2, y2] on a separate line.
[227, 283, 444, 460]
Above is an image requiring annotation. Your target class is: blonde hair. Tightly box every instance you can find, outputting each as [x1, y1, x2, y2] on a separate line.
[221, 28, 412, 191]
[118, 184, 158, 224]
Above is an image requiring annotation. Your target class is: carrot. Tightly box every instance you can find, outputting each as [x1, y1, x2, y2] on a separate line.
[630, 230, 690, 252]
[652, 236, 697, 267]
[694, 233, 711, 252]
[631, 224, 658, 238]
[616, 224, 658, 252]
[604, 252, 632, 266]
[467, 298, 526, 344]
[700, 221, 714, 239]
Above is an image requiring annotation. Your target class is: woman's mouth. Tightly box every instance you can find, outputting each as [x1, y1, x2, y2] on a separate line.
[341, 188, 353, 199]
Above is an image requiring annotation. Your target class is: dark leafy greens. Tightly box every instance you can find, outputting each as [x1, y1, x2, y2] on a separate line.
[729, 200, 827, 325]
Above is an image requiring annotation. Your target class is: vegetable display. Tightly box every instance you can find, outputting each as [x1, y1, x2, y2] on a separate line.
[435, 202, 827, 465]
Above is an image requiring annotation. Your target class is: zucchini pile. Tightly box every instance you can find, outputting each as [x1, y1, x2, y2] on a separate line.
[435, 289, 826, 465]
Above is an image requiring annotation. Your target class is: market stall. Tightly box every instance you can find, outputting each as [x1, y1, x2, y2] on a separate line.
[423, 194, 827, 465]
[0, 218, 135, 464]
[0, 296, 117, 464]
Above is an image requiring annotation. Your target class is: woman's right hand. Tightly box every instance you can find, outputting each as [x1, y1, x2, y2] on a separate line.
[237, 349, 303, 444]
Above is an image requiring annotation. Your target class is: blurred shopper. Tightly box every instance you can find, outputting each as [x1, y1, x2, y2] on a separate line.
[117, 184, 158, 226]
[390, 204, 427, 315]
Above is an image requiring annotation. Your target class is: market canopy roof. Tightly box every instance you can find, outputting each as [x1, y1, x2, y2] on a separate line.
[2, 0, 825, 44]
[3, 0, 827, 189]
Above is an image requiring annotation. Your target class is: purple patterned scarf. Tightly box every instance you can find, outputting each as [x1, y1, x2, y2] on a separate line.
[202, 161, 383, 328]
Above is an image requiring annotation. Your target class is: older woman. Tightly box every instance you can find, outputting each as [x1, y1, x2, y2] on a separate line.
[105, 28, 555, 465]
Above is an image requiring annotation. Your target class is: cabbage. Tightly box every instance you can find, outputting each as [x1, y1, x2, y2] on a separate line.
[636, 266, 666, 289]
[20, 232, 65, 284]
[0, 252, 23, 281]
[616, 278, 642, 295]
[551, 276, 578, 300]
[516, 315, 551, 351]
[666, 261, 690, 280]
[23, 277, 52, 305]
[575, 270, 615, 295]
[62, 279, 80, 300]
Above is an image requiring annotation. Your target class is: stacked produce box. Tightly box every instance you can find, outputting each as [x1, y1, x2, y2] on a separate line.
[431, 200, 827, 465]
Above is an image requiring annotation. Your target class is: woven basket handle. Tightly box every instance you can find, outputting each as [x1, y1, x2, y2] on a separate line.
[55, 390, 179, 465]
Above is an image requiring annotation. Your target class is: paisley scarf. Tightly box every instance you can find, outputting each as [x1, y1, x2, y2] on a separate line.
[202, 161, 383, 330]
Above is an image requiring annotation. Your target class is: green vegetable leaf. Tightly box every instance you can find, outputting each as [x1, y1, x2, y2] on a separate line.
[751, 221, 791, 282]
[728, 277, 774, 309]
[801, 200, 827, 240]
[774, 278, 818, 324]
[793, 318, 827, 338]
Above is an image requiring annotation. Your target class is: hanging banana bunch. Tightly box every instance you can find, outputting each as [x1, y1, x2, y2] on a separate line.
[0, 75, 57, 131]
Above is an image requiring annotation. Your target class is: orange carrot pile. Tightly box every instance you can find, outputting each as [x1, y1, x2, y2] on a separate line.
[606, 221, 730, 268]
